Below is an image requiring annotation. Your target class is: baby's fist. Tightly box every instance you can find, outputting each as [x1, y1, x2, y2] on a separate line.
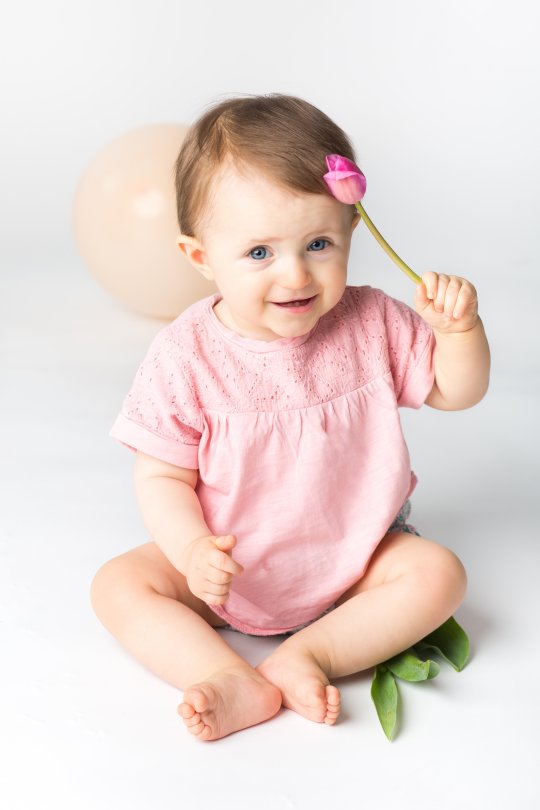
[415, 272, 479, 333]
[183, 533, 244, 606]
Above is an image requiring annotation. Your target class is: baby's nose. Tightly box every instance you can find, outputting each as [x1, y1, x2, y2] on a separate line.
[278, 256, 311, 288]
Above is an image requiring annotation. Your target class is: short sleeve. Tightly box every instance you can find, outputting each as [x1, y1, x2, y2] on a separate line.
[110, 328, 202, 469]
[379, 290, 435, 408]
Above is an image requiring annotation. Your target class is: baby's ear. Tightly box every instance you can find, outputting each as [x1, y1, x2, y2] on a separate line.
[177, 234, 214, 280]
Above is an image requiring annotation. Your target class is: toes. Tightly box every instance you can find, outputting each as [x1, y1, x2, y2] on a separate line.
[178, 705, 214, 740]
[184, 711, 202, 728]
[183, 686, 211, 715]
[188, 720, 209, 738]
[178, 702, 195, 719]
[324, 685, 341, 725]
[326, 684, 340, 708]
[178, 687, 218, 740]
[294, 682, 337, 723]
[325, 706, 340, 724]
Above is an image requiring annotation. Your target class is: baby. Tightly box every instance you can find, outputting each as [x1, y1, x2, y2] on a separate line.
[91, 94, 490, 741]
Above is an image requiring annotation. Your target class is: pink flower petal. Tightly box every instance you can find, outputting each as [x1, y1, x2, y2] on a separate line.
[324, 154, 367, 203]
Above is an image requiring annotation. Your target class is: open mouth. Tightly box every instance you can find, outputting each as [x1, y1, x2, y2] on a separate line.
[273, 295, 317, 310]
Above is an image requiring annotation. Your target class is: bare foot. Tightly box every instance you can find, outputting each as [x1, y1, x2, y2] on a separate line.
[178, 666, 282, 741]
[257, 643, 341, 725]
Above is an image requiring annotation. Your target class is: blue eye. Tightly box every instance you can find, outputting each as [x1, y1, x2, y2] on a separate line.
[309, 239, 329, 252]
[249, 246, 269, 260]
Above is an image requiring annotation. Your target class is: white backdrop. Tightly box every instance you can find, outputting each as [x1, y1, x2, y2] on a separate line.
[2, 3, 540, 809]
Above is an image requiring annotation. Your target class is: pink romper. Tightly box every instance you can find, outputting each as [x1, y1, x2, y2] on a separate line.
[110, 285, 435, 635]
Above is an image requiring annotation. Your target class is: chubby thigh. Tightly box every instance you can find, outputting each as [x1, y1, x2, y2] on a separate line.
[335, 530, 467, 608]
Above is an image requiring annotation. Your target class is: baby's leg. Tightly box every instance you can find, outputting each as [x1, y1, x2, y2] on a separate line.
[257, 532, 466, 724]
[91, 542, 281, 741]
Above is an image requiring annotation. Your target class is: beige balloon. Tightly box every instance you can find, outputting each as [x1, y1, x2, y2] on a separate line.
[73, 123, 217, 320]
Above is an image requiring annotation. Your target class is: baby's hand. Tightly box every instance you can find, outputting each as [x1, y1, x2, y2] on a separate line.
[415, 272, 479, 334]
[183, 533, 244, 605]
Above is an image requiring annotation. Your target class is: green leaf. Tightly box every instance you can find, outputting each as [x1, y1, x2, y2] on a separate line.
[385, 648, 440, 682]
[371, 665, 399, 741]
[416, 616, 470, 672]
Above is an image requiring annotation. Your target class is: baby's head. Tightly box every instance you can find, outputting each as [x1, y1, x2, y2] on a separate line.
[174, 94, 360, 341]
[174, 94, 356, 239]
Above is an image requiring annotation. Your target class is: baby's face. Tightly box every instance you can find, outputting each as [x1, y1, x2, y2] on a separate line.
[195, 164, 358, 342]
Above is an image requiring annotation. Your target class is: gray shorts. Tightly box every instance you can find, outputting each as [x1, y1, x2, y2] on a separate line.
[387, 498, 420, 538]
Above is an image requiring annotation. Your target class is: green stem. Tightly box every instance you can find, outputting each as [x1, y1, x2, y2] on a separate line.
[355, 201, 422, 285]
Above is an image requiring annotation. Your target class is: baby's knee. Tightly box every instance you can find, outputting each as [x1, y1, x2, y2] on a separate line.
[420, 544, 467, 615]
[90, 553, 140, 620]
[90, 544, 184, 621]
[90, 557, 117, 619]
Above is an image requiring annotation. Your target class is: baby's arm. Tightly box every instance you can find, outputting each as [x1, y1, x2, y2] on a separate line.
[415, 272, 490, 410]
[133, 452, 243, 604]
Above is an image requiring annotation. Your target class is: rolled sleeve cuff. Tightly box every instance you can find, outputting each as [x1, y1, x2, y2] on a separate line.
[109, 414, 199, 469]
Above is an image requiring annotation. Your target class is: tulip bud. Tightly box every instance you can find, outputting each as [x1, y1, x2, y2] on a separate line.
[323, 154, 367, 204]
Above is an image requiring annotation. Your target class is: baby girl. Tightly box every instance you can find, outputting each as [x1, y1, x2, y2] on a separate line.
[91, 94, 490, 741]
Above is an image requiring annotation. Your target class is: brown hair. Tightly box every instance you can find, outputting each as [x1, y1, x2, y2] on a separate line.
[174, 93, 356, 237]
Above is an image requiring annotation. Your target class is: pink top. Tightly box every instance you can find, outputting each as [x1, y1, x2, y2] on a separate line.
[111, 286, 435, 635]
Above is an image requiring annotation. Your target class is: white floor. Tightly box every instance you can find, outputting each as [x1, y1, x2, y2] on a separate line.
[2, 262, 539, 810]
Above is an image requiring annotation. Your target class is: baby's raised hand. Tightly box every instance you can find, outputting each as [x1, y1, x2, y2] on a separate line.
[415, 272, 479, 334]
[183, 533, 244, 605]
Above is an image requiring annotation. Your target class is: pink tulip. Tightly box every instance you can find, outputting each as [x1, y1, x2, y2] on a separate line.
[323, 154, 367, 204]
[323, 153, 421, 284]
